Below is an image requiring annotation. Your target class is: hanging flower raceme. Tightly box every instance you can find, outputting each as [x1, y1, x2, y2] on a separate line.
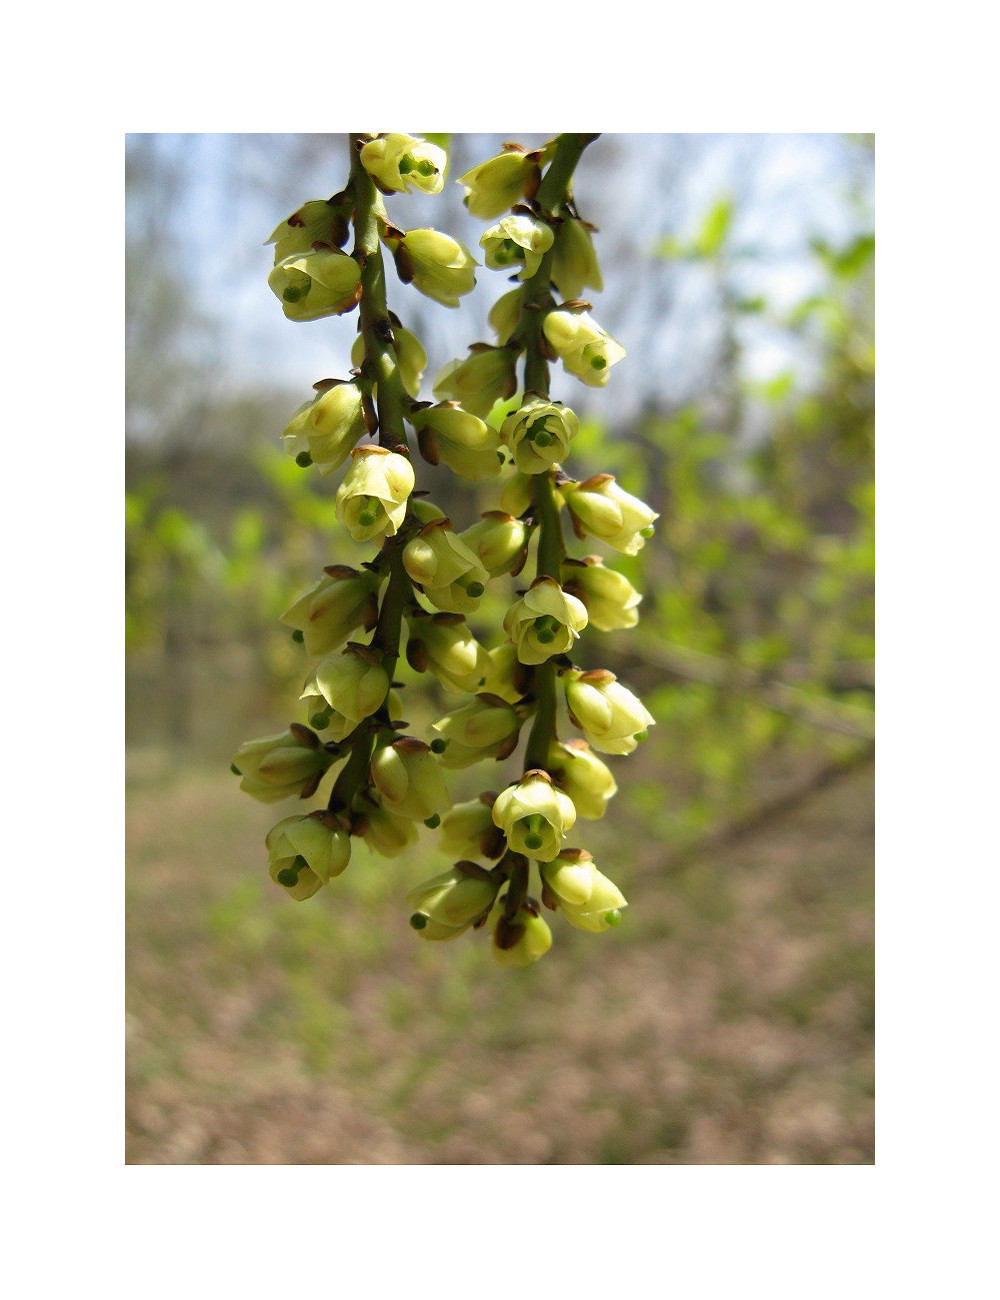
[360, 133, 446, 195]
[268, 247, 362, 322]
[562, 475, 658, 556]
[491, 770, 577, 861]
[501, 395, 580, 474]
[480, 212, 554, 281]
[280, 381, 368, 474]
[542, 309, 625, 386]
[503, 576, 588, 665]
[232, 725, 332, 803]
[563, 668, 655, 756]
[335, 446, 414, 543]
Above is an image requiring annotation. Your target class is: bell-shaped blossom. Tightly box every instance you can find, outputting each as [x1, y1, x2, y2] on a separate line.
[562, 556, 642, 630]
[310, 644, 389, 730]
[491, 770, 577, 861]
[563, 669, 655, 756]
[266, 199, 350, 263]
[489, 288, 522, 344]
[383, 227, 477, 307]
[360, 133, 446, 195]
[280, 382, 367, 475]
[541, 849, 627, 932]
[281, 566, 380, 658]
[408, 862, 499, 940]
[547, 738, 618, 820]
[551, 218, 603, 299]
[403, 519, 490, 614]
[432, 694, 521, 769]
[491, 899, 553, 968]
[335, 446, 414, 543]
[352, 325, 426, 398]
[354, 793, 419, 858]
[232, 727, 330, 803]
[542, 309, 625, 387]
[501, 395, 580, 475]
[499, 471, 534, 519]
[370, 737, 450, 823]
[458, 149, 536, 219]
[457, 512, 528, 578]
[432, 346, 518, 420]
[266, 812, 352, 900]
[268, 247, 362, 322]
[406, 614, 491, 695]
[562, 475, 658, 556]
[481, 213, 554, 282]
[410, 403, 502, 481]
[503, 576, 588, 666]
[439, 795, 506, 860]
[478, 641, 533, 704]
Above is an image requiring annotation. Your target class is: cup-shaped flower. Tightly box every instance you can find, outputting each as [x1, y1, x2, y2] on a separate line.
[458, 149, 536, 219]
[267, 812, 352, 900]
[542, 309, 625, 387]
[408, 862, 499, 940]
[232, 726, 330, 803]
[403, 519, 490, 615]
[562, 475, 658, 556]
[352, 325, 426, 399]
[432, 694, 522, 769]
[499, 471, 535, 519]
[563, 669, 655, 756]
[266, 199, 350, 264]
[311, 644, 389, 730]
[478, 641, 533, 704]
[481, 213, 554, 281]
[551, 218, 603, 299]
[541, 849, 627, 932]
[561, 556, 642, 631]
[491, 898, 553, 968]
[280, 382, 367, 476]
[439, 794, 506, 860]
[432, 346, 518, 421]
[360, 133, 446, 195]
[410, 403, 503, 481]
[546, 738, 618, 820]
[335, 446, 414, 543]
[492, 770, 577, 861]
[383, 227, 477, 307]
[489, 288, 522, 344]
[406, 614, 491, 695]
[503, 576, 588, 666]
[501, 395, 580, 475]
[457, 512, 528, 578]
[354, 793, 419, 858]
[370, 737, 450, 823]
[268, 247, 362, 322]
[281, 566, 379, 659]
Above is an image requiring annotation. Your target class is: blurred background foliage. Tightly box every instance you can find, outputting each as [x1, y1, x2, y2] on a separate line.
[125, 133, 874, 1165]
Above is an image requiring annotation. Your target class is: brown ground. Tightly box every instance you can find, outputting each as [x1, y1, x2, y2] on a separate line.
[125, 752, 874, 1165]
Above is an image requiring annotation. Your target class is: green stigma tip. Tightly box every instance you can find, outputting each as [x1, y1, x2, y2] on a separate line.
[230, 763, 242, 776]
[283, 284, 310, 303]
[424, 814, 441, 829]
[276, 868, 300, 887]
[430, 738, 448, 754]
[295, 451, 313, 467]
[590, 356, 607, 370]
[634, 730, 648, 743]
[524, 833, 544, 851]
[640, 525, 655, 538]
[291, 629, 305, 643]
[604, 909, 623, 927]
[410, 912, 429, 930]
[309, 712, 330, 730]
[466, 581, 485, 598]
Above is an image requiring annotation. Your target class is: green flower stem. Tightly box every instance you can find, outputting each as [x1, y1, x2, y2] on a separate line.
[517, 134, 598, 776]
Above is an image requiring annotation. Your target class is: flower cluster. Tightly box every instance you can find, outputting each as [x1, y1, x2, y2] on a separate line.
[234, 133, 657, 970]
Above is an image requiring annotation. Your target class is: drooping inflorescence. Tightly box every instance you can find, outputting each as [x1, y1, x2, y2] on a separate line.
[232, 133, 657, 968]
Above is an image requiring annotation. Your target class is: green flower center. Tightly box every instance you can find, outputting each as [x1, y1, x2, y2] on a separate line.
[532, 614, 561, 645]
[282, 281, 311, 303]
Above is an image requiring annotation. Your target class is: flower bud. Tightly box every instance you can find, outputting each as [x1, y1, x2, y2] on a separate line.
[268, 247, 362, 322]
[408, 862, 499, 939]
[232, 726, 330, 803]
[491, 770, 577, 861]
[481, 213, 554, 282]
[280, 382, 367, 476]
[432, 347, 518, 421]
[335, 446, 414, 543]
[352, 325, 426, 398]
[370, 737, 450, 822]
[403, 519, 490, 614]
[266, 198, 350, 263]
[281, 566, 380, 658]
[354, 794, 419, 858]
[541, 848, 627, 932]
[562, 475, 658, 556]
[499, 472, 535, 519]
[489, 288, 522, 344]
[546, 738, 617, 819]
[407, 614, 490, 695]
[562, 556, 642, 631]
[457, 512, 528, 578]
[503, 576, 588, 666]
[311, 644, 389, 727]
[542, 309, 625, 387]
[458, 149, 536, 219]
[501, 395, 580, 475]
[432, 694, 521, 769]
[410, 403, 502, 481]
[479, 641, 533, 704]
[491, 899, 553, 968]
[551, 218, 603, 299]
[563, 669, 655, 755]
[360, 133, 446, 195]
[439, 794, 506, 859]
[383, 227, 477, 307]
[267, 812, 351, 900]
